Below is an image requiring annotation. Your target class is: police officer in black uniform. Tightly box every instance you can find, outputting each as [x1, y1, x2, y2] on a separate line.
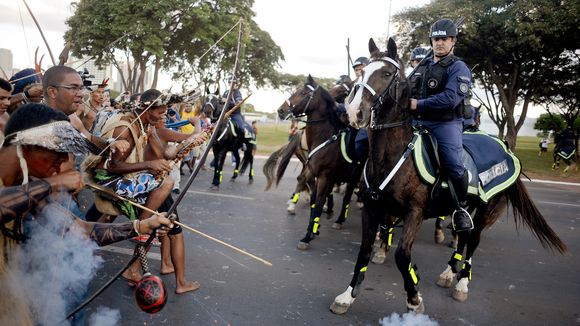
[409, 19, 474, 232]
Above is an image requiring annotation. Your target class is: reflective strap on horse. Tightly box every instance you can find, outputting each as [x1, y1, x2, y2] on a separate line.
[377, 133, 419, 191]
[341, 83, 350, 92]
[307, 130, 342, 161]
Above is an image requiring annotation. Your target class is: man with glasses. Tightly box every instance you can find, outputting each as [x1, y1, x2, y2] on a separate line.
[409, 18, 473, 232]
[42, 65, 128, 155]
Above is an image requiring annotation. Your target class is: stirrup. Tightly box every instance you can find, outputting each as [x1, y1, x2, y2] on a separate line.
[451, 207, 474, 232]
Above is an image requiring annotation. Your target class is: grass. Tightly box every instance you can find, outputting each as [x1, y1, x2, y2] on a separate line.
[253, 123, 579, 182]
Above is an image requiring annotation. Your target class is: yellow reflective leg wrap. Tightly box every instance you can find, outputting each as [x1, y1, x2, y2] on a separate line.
[344, 204, 350, 219]
[219, 171, 223, 183]
[234, 169, 239, 173]
[438, 216, 446, 221]
[388, 227, 394, 246]
[360, 266, 368, 273]
[311, 203, 315, 208]
[453, 253, 463, 261]
[461, 258, 473, 280]
[408, 264, 419, 285]
[250, 168, 254, 177]
[291, 193, 300, 204]
[313, 217, 320, 234]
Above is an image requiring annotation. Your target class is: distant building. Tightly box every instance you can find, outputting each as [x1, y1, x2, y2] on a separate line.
[0, 49, 13, 78]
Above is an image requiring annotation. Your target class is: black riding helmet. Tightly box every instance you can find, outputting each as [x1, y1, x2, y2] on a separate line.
[430, 19, 458, 39]
[410, 47, 429, 61]
[352, 57, 369, 68]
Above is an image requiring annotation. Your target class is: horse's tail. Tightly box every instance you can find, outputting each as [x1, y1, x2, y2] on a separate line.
[263, 133, 301, 191]
[506, 178, 568, 254]
[239, 145, 252, 175]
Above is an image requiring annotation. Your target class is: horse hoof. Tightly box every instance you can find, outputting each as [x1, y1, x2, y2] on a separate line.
[332, 223, 342, 230]
[371, 252, 386, 265]
[435, 229, 445, 244]
[356, 202, 364, 208]
[209, 185, 219, 191]
[297, 241, 310, 250]
[329, 301, 350, 315]
[287, 208, 296, 215]
[452, 289, 468, 302]
[249, 179, 254, 184]
[406, 294, 424, 314]
[437, 265, 456, 288]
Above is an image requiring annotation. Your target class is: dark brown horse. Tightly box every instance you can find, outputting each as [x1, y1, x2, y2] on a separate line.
[330, 38, 567, 314]
[270, 75, 363, 250]
[264, 78, 356, 215]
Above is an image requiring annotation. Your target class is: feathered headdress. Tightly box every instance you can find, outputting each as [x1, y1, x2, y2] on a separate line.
[7, 121, 100, 155]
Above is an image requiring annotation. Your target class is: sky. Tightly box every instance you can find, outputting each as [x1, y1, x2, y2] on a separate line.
[0, 0, 430, 110]
[0, 0, 542, 135]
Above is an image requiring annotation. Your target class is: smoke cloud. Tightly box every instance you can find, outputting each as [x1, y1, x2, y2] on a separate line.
[9, 195, 120, 325]
[379, 312, 439, 326]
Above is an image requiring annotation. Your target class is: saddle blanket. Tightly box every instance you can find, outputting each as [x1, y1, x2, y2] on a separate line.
[413, 130, 521, 202]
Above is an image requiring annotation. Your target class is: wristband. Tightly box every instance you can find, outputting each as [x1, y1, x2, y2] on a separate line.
[22, 90, 30, 103]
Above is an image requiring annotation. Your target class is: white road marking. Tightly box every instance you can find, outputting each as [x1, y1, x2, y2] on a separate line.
[538, 201, 580, 208]
[186, 190, 255, 200]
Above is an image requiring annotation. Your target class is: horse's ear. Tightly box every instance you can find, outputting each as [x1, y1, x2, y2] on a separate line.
[205, 86, 210, 95]
[387, 37, 398, 60]
[369, 38, 380, 57]
[307, 74, 315, 85]
[214, 87, 220, 96]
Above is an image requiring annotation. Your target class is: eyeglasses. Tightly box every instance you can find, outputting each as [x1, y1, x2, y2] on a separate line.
[51, 84, 86, 92]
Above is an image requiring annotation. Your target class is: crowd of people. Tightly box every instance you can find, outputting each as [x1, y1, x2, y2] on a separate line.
[0, 63, 213, 324]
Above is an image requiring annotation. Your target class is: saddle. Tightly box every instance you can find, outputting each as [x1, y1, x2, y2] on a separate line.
[412, 130, 521, 213]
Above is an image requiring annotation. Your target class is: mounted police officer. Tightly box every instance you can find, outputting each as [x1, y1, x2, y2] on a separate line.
[221, 77, 248, 148]
[410, 47, 430, 68]
[352, 56, 369, 83]
[409, 18, 474, 232]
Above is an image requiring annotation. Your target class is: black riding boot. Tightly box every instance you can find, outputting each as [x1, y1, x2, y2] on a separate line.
[449, 171, 474, 232]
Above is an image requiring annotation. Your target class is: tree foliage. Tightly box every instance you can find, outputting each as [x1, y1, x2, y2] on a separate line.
[394, 0, 580, 148]
[534, 113, 566, 132]
[64, 0, 284, 93]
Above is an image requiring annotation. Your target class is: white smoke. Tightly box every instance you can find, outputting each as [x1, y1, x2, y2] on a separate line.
[10, 195, 120, 325]
[88, 307, 121, 326]
[379, 312, 439, 326]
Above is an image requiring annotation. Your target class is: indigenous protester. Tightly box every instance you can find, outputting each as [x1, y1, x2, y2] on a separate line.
[0, 104, 174, 325]
[146, 109, 207, 294]
[409, 18, 474, 232]
[77, 78, 109, 132]
[82, 88, 176, 285]
[42, 65, 130, 156]
[288, 118, 299, 141]
[8, 68, 43, 112]
[179, 101, 197, 174]
[0, 78, 11, 132]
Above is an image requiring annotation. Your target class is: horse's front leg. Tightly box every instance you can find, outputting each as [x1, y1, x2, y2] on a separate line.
[297, 175, 332, 250]
[248, 147, 255, 183]
[332, 179, 357, 229]
[231, 149, 241, 180]
[394, 207, 425, 313]
[371, 222, 395, 265]
[211, 147, 225, 188]
[330, 203, 381, 314]
[287, 169, 308, 215]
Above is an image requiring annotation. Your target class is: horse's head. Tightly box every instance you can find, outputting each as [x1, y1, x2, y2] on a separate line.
[277, 75, 330, 120]
[329, 76, 355, 105]
[202, 88, 223, 122]
[346, 38, 408, 129]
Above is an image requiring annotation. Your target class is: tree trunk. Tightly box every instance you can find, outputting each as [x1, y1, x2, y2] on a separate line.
[151, 57, 161, 89]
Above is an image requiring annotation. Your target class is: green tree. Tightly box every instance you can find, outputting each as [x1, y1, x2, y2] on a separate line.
[394, 0, 580, 149]
[534, 113, 566, 133]
[64, 0, 284, 94]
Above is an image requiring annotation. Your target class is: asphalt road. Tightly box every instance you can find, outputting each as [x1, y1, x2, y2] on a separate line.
[81, 156, 580, 326]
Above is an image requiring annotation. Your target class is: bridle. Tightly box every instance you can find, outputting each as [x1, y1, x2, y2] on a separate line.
[354, 56, 407, 130]
[285, 84, 326, 124]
